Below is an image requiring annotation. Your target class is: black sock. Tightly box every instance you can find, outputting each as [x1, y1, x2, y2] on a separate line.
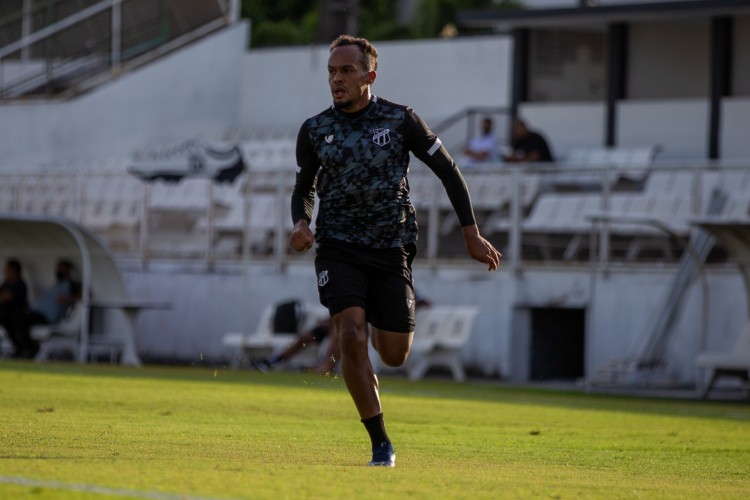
[361, 413, 390, 448]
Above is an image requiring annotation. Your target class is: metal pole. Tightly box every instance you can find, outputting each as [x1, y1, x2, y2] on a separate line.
[598, 165, 611, 273]
[111, 0, 122, 68]
[228, 0, 241, 23]
[509, 169, 522, 274]
[21, 0, 32, 62]
[206, 181, 215, 270]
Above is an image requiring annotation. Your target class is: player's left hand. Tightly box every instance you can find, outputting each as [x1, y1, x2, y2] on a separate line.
[462, 225, 501, 271]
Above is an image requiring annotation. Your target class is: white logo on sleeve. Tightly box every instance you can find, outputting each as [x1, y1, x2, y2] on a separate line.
[318, 270, 329, 287]
[372, 128, 391, 146]
[325, 135, 334, 144]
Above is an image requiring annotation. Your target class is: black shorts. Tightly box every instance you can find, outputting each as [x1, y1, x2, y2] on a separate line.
[314, 240, 417, 333]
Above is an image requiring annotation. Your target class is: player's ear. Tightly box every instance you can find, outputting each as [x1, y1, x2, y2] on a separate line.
[368, 71, 376, 84]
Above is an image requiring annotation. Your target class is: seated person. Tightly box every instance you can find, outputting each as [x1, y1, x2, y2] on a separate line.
[0, 259, 30, 358]
[253, 293, 431, 375]
[252, 317, 338, 374]
[20, 260, 77, 358]
[503, 118, 554, 163]
[463, 117, 499, 165]
[26, 260, 76, 326]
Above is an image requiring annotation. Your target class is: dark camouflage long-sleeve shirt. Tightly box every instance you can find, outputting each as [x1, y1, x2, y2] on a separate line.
[291, 96, 476, 248]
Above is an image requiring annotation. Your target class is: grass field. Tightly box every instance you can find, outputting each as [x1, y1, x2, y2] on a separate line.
[1, 361, 749, 499]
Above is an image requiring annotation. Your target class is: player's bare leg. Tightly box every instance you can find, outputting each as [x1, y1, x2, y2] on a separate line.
[334, 307, 380, 419]
[370, 328, 412, 367]
[334, 307, 411, 467]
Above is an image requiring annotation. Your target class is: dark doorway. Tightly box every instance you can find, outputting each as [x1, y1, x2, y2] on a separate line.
[530, 307, 585, 381]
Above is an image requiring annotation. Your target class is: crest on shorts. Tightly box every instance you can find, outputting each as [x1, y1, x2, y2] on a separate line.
[318, 270, 329, 287]
[371, 128, 390, 146]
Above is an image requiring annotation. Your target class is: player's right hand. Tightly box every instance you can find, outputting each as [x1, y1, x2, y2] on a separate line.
[462, 225, 501, 271]
[290, 220, 314, 252]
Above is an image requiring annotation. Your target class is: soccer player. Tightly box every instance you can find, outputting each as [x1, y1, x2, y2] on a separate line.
[289, 35, 501, 467]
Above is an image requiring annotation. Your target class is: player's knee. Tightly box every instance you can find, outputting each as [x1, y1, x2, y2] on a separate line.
[338, 325, 368, 360]
[380, 352, 409, 368]
[378, 346, 410, 367]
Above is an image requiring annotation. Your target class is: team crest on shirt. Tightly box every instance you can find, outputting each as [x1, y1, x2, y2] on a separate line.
[371, 128, 391, 146]
[318, 270, 329, 287]
[325, 134, 334, 144]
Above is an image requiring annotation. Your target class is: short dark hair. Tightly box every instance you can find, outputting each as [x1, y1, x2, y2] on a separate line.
[57, 259, 74, 271]
[5, 259, 21, 274]
[330, 34, 378, 72]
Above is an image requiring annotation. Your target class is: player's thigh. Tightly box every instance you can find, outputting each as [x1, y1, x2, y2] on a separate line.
[371, 327, 413, 367]
[366, 244, 417, 335]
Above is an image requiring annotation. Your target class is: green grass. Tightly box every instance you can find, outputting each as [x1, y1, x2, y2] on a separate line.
[1, 362, 749, 499]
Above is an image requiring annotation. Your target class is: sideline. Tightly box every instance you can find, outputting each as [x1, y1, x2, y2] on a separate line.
[0, 475, 239, 500]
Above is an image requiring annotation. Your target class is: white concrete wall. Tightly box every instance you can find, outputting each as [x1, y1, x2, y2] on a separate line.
[617, 99, 709, 159]
[123, 260, 747, 386]
[237, 36, 513, 131]
[0, 22, 250, 169]
[2, 21, 747, 170]
[517, 102, 607, 156]
[628, 20, 710, 100]
[721, 97, 750, 160]
[0, 31, 512, 170]
[734, 16, 750, 96]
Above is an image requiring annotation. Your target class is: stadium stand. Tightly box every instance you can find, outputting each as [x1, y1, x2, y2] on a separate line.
[1, 137, 748, 267]
[81, 175, 143, 253]
[549, 145, 662, 189]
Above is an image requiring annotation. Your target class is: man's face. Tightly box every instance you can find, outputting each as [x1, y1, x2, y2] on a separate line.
[4, 265, 17, 282]
[55, 263, 69, 282]
[512, 121, 527, 140]
[481, 119, 493, 135]
[328, 44, 374, 113]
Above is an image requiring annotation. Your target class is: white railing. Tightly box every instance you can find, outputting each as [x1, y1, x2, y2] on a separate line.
[0, 0, 238, 99]
[1, 161, 749, 271]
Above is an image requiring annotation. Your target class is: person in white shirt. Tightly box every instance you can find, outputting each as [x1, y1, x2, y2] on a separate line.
[462, 117, 499, 165]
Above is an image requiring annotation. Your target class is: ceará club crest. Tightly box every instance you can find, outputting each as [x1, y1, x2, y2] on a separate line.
[371, 128, 390, 146]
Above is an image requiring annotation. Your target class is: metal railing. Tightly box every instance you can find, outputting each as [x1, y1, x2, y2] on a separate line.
[1, 161, 749, 271]
[0, 0, 239, 99]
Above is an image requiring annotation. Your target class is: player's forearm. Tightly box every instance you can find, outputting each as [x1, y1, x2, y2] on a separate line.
[290, 191, 314, 225]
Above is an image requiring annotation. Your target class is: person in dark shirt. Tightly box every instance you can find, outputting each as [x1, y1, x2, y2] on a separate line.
[290, 34, 500, 467]
[504, 118, 554, 163]
[0, 259, 30, 358]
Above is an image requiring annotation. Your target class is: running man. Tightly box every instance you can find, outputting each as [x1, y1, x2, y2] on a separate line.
[289, 35, 501, 467]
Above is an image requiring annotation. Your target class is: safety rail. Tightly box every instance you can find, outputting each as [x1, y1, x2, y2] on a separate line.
[0, 0, 239, 99]
[1, 161, 749, 272]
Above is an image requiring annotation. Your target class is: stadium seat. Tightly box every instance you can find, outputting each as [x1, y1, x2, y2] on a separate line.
[696, 322, 750, 399]
[223, 302, 328, 369]
[31, 303, 123, 363]
[406, 306, 479, 381]
[0, 326, 15, 358]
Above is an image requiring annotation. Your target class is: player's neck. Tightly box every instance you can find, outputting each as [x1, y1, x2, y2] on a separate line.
[337, 96, 373, 118]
